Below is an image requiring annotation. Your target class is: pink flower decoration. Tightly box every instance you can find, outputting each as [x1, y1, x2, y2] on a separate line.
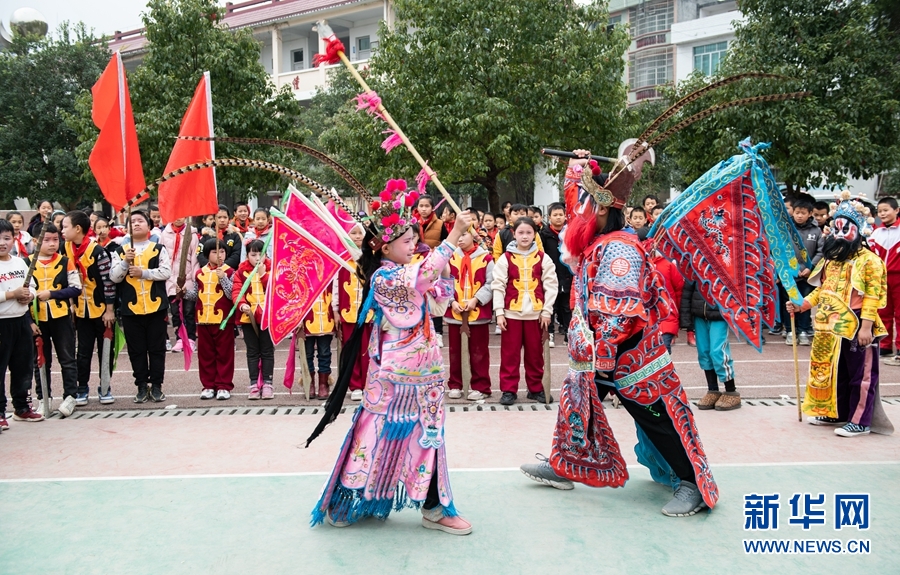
[398, 219, 406, 226]
[381, 130, 403, 154]
[379, 190, 392, 202]
[393, 200, 402, 210]
[382, 235, 390, 242]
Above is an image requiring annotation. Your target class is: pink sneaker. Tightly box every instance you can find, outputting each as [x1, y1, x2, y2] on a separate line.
[189, 339, 197, 352]
[421, 507, 472, 535]
[171, 339, 184, 353]
[248, 384, 261, 400]
[261, 383, 274, 399]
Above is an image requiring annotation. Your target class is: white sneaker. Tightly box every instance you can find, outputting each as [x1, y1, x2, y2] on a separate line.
[467, 390, 487, 401]
[548, 334, 555, 348]
[437, 336, 444, 348]
[447, 389, 463, 399]
[350, 389, 364, 402]
[785, 333, 794, 346]
[495, 326, 501, 335]
[166, 340, 173, 351]
[199, 388, 215, 400]
[216, 389, 231, 400]
[58, 396, 76, 418]
[35, 401, 50, 418]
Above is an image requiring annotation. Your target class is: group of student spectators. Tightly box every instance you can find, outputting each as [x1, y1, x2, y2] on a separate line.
[2, 189, 898, 432]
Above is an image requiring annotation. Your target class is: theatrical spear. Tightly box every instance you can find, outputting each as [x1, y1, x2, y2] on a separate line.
[313, 21, 480, 232]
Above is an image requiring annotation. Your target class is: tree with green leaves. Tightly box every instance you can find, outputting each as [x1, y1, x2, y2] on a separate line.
[663, 0, 900, 194]
[68, 0, 307, 203]
[309, 0, 630, 212]
[0, 24, 110, 210]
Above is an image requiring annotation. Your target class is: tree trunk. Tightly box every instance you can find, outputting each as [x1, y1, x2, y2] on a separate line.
[485, 177, 500, 214]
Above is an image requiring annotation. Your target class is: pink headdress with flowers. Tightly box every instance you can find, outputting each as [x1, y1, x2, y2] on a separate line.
[365, 178, 420, 249]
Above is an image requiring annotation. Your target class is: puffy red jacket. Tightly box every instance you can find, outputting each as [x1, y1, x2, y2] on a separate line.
[651, 254, 684, 336]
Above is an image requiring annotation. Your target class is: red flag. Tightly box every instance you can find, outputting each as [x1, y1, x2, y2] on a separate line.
[89, 52, 146, 212]
[157, 72, 219, 223]
[261, 210, 348, 345]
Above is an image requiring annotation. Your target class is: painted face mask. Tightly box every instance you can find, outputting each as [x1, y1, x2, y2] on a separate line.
[831, 216, 859, 242]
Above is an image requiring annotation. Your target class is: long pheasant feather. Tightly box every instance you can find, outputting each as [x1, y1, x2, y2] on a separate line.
[631, 72, 786, 160]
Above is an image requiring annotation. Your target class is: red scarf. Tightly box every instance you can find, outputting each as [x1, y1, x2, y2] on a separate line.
[232, 217, 249, 234]
[252, 224, 270, 240]
[70, 239, 91, 281]
[171, 223, 185, 264]
[217, 226, 228, 240]
[14, 232, 27, 257]
[414, 212, 436, 243]
[458, 245, 478, 293]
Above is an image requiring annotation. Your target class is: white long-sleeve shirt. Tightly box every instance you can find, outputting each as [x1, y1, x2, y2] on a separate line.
[0, 256, 37, 318]
[109, 240, 172, 284]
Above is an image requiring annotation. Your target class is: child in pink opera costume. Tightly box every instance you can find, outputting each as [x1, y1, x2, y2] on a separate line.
[307, 180, 475, 536]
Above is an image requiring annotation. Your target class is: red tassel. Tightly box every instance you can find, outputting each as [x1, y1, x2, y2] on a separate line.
[312, 37, 345, 67]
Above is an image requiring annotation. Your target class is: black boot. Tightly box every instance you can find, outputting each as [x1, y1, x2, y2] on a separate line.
[134, 384, 149, 404]
[704, 370, 718, 391]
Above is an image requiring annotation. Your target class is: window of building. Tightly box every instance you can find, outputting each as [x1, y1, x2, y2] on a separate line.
[628, 0, 674, 37]
[629, 47, 673, 90]
[693, 41, 728, 76]
[356, 35, 372, 59]
[291, 48, 304, 71]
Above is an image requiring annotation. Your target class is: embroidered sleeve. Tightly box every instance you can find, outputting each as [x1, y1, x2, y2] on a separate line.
[564, 165, 583, 221]
[859, 253, 887, 322]
[94, 249, 116, 304]
[220, 273, 234, 301]
[416, 240, 455, 292]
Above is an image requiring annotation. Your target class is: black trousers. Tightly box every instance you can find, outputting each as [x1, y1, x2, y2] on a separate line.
[597, 329, 696, 485]
[551, 289, 572, 336]
[0, 314, 35, 413]
[602, 384, 696, 484]
[169, 296, 196, 341]
[121, 310, 168, 387]
[423, 462, 440, 510]
[75, 315, 114, 395]
[33, 315, 78, 399]
[242, 324, 274, 384]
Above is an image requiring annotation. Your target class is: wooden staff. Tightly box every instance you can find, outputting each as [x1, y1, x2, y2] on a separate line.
[315, 21, 478, 233]
[542, 326, 551, 405]
[460, 314, 472, 397]
[790, 312, 802, 421]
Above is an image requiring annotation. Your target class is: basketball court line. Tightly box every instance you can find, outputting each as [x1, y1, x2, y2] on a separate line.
[2, 460, 897, 484]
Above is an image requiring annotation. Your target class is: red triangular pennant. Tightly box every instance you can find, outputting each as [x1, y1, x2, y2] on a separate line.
[157, 72, 219, 223]
[88, 52, 146, 212]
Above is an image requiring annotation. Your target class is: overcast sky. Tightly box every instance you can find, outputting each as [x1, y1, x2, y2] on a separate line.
[1, 0, 162, 37]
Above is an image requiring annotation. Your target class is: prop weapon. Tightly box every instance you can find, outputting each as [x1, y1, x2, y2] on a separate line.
[790, 313, 802, 422]
[460, 314, 471, 397]
[542, 327, 552, 405]
[100, 325, 113, 398]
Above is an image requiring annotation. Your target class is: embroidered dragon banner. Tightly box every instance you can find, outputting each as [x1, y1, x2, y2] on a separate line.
[262, 209, 350, 346]
[649, 139, 809, 351]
